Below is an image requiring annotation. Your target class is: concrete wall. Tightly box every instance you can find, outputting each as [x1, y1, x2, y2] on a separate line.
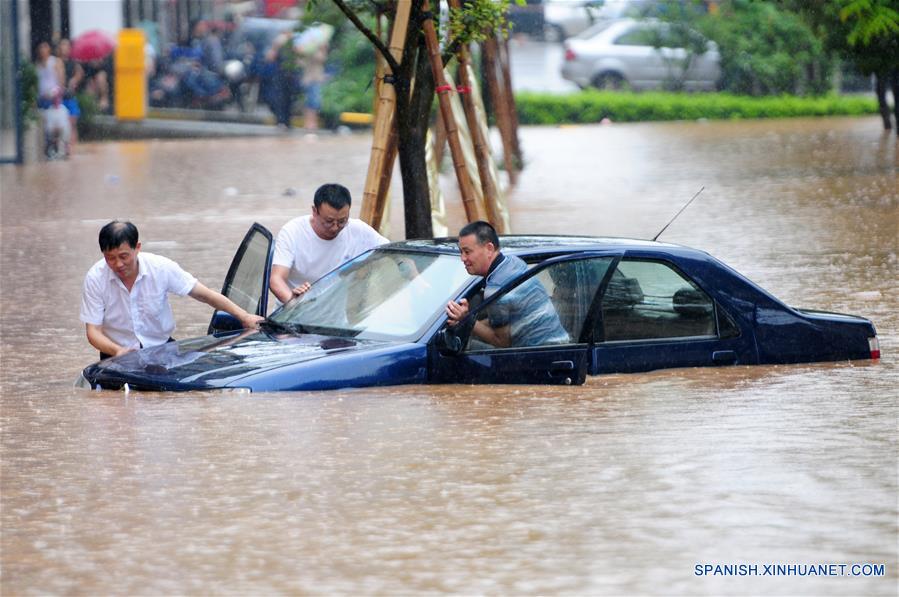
[70, 0, 122, 38]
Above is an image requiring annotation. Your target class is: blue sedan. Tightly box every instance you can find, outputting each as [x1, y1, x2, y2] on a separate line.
[78, 224, 880, 392]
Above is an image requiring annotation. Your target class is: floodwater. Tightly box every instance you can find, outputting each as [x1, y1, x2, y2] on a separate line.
[1, 116, 897, 595]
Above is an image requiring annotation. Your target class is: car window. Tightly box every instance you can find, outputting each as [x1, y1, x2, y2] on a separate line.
[614, 24, 677, 48]
[597, 259, 717, 342]
[222, 228, 270, 315]
[273, 251, 470, 341]
[465, 257, 614, 351]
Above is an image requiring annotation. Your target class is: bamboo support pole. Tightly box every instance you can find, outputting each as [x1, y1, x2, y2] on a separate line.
[434, 104, 447, 167]
[483, 34, 518, 186]
[360, 0, 412, 227]
[468, 61, 511, 233]
[425, 128, 450, 237]
[370, 20, 399, 234]
[446, 0, 502, 231]
[373, 128, 398, 232]
[420, 0, 481, 223]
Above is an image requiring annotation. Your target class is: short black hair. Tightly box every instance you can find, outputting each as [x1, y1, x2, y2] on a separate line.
[313, 183, 352, 211]
[99, 220, 139, 251]
[458, 220, 499, 249]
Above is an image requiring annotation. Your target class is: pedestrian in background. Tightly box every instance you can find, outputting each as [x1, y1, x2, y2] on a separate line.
[295, 23, 333, 131]
[264, 32, 300, 129]
[35, 41, 64, 109]
[55, 38, 82, 147]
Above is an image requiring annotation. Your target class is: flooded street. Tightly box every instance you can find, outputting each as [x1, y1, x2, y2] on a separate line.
[2, 116, 897, 595]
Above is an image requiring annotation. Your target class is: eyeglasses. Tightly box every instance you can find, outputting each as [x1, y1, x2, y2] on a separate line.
[320, 216, 348, 228]
[315, 208, 349, 228]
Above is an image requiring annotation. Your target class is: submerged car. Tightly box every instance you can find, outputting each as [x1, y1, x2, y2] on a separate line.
[78, 224, 880, 392]
[561, 18, 720, 90]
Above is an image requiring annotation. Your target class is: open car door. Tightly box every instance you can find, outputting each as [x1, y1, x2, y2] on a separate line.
[429, 254, 617, 386]
[207, 223, 273, 335]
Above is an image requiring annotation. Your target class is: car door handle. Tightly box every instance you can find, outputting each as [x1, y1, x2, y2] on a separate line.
[550, 360, 576, 374]
[712, 350, 737, 365]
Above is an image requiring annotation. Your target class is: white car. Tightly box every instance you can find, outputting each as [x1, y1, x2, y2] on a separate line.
[561, 18, 721, 91]
[544, 0, 650, 41]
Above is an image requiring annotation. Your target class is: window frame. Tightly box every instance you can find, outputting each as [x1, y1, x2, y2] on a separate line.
[593, 257, 736, 345]
[457, 251, 621, 354]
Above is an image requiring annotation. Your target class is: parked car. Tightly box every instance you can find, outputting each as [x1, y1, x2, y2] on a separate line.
[561, 18, 720, 90]
[544, 0, 651, 41]
[77, 224, 880, 393]
[543, 0, 603, 41]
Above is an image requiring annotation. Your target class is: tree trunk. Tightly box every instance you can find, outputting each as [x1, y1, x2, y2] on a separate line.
[395, 37, 435, 239]
[892, 69, 899, 137]
[874, 72, 892, 131]
[500, 36, 523, 167]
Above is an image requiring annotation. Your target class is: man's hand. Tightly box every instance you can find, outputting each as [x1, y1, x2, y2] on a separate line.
[445, 298, 469, 327]
[291, 282, 311, 298]
[240, 313, 265, 329]
[113, 346, 136, 357]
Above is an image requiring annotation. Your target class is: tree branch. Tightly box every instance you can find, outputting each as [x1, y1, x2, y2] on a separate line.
[441, 38, 462, 68]
[331, 0, 401, 73]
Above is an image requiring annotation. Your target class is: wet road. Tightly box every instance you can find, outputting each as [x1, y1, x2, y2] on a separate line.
[1, 116, 897, 595]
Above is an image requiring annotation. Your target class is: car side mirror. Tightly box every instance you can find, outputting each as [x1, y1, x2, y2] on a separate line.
[435, 327, 464, 356]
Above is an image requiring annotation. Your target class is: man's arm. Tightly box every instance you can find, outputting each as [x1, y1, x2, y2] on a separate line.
[471, 320, 511, 348]
[269, 265, 310, 304]
[445, 299, 511, 348]
[85, 323, 133, 357]
[188, 283, 265, 328]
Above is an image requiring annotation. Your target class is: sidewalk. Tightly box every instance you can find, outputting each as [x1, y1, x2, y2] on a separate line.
[88, 107, 323, 140]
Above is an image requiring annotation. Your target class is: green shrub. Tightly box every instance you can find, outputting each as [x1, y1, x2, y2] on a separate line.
[514, 91, 878, 125]
[697, 1, 833, 96]
[19, 62, 38, 126]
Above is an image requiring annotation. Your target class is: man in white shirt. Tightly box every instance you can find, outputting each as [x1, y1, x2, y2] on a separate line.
[80, 220, 264, 359]
[269, 183, 389, 304]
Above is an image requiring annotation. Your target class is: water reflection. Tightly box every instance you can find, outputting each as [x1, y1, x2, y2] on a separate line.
[1, 116, 896, 595]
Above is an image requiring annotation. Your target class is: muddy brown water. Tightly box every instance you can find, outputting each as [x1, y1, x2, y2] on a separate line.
[1, 116, 896, 595]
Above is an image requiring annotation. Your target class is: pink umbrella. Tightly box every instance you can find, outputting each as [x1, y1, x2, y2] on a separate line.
[71, 30, 116, 62]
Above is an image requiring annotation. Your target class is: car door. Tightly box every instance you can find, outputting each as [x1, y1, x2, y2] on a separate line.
[590, 257, 752, 373]
[207, 223, 273, 335]
[429, 254, 617, 385]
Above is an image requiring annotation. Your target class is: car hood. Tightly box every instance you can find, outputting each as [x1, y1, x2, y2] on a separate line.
[82, 330, 395, 391]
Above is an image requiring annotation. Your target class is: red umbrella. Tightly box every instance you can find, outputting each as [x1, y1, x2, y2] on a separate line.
[71, 30, 116, 62]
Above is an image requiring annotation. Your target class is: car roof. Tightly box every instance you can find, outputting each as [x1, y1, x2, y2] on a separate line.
[380, 235, 705, 258]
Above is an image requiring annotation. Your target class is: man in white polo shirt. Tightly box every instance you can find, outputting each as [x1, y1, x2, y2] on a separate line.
[269, 183, 389, 304]
[80, 220, 264, 359]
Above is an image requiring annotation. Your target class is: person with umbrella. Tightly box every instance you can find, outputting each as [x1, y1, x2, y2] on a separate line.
[56, 39, 83, 147]
[71, 30, 115, 112]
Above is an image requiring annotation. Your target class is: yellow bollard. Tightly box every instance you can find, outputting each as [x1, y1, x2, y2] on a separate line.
[114, 29, 146, 120]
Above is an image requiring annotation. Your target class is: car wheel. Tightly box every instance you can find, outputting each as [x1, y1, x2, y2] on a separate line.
[542, 24, 565, 43]
[592, 72, 628, 91]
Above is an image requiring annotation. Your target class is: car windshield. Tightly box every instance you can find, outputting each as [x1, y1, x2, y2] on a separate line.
[271, 250, 472, 341]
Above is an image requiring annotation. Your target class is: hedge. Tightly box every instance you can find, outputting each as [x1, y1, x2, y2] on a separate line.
[514, 91, 879, 125]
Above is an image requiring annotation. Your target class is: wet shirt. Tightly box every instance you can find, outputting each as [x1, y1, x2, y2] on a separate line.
[80, 252, 197, 350]
[483, 254, 569, 347]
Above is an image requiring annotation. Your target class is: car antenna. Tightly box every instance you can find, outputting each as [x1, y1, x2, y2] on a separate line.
[652, 186, 705, 242]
